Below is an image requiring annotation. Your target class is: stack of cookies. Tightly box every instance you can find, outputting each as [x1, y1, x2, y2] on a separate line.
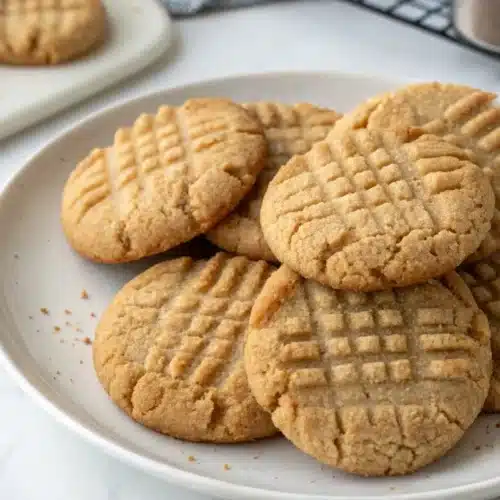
[61, 84, 500, 477]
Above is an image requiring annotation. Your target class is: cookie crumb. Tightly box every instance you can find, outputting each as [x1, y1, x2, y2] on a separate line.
[56, 370, 60, 375]
[64, 309, 72, 315]
[79, 360, 83, 364]
[40, 307, 49, 315]
[53, 326, 61, 333]
[223, 464, 231, 471]
[65, 321, 72, 327]
[475, 445, 481, 450]
[496, 422, 500, 428]
[70, 378, 74, 384]
[253, 455, 260, 460]
[13, 253, 19, 259]
[76, 327, 83, 333]
[80, 289, 89, 300]
[90, 312, 96, 318]
[83, 336, 92, 345]
[36, 329, 40, 333]
[188, 455, 196, 462]
[28, 315, 33, 320]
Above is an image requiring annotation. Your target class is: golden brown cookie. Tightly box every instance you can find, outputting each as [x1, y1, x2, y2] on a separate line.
[333, 83, 500, 261]
[245, 266, 491, 476]
[207, 102, 341, 261]
[93, 253, 277, 443]
[62, 99, 267, 263]
[0, 0, 106, 65]
[458, 253, 500, 411]
[260, 127, 494, 291]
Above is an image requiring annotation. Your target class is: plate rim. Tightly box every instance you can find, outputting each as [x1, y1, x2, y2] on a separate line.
[1, 70, 497, 500]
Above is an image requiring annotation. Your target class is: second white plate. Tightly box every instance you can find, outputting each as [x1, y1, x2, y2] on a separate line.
[1, 72, 500, 500]
[0, 0, 171, 140]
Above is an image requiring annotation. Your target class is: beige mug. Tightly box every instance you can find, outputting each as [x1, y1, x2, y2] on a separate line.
[454, 0, 500, 54]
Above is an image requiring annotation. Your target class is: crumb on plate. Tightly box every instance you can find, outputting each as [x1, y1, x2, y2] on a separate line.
[80, 289, 89, 300]
[40, 307, 49, 315]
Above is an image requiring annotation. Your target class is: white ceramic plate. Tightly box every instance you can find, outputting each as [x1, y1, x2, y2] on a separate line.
[1, 72, 500, 500]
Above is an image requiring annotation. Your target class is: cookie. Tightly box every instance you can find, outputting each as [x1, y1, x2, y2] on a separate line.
[458, 253, 500, 411]
[0, 0, 106, 65]
[207, 102, 341, 261]
[93, 253, 277, 442]
[245, 265, 491, 476]
[260, 127, 494, 291]
[62, 99, 267, 263]
[334, 83, 500, 261]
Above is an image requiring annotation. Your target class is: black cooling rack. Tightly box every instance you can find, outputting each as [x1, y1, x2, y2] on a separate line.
[343, 0, 499, 59]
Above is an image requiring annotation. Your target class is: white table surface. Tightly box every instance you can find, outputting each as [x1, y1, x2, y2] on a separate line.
[2, 1, 500, 499]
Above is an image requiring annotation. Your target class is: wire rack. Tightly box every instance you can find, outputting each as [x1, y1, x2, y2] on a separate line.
[343, 0, 499, 58]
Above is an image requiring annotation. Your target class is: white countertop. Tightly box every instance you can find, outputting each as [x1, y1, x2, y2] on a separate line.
[2, 1, 500, 499]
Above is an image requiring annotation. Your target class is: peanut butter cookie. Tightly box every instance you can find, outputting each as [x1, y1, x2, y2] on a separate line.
[62, 99, 267, 263]
[260, 128, 494, 291]
[245, 266, 491, 475]
[0, 0, 106, 65]
[207, 102, 341, 261]
[93, 253, 277, 442]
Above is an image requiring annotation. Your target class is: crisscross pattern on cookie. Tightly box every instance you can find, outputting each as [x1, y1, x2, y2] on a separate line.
[2, 0, 86, 14]
[279, 280, 483, 402]
[459, 253, 500, 330]
[459, 253, 500, 411]
[62, 99, 266, 262]
[207, 102, 340, 261]
[349, 84, 500, 260]
[94, 253, 276, 442]
[416, 91, 500, 259]
[99, 253, 273, 389]
[261, 128, 493, 290]
[245, 267, 491, 474]
[140, 253, 274, 387]
[0, 0, 103, 64]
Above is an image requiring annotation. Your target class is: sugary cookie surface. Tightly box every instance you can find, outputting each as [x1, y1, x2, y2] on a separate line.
[207, 102, 341, 261]
[93, 253, 277, 443]
[459, 252, 500, 411]
[260, 127, 494, 290]
[333, 83, 500, 261]
[0, 0, 106, 64]
[245, 266, 491, 475]
[62, 99, 267, 263]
